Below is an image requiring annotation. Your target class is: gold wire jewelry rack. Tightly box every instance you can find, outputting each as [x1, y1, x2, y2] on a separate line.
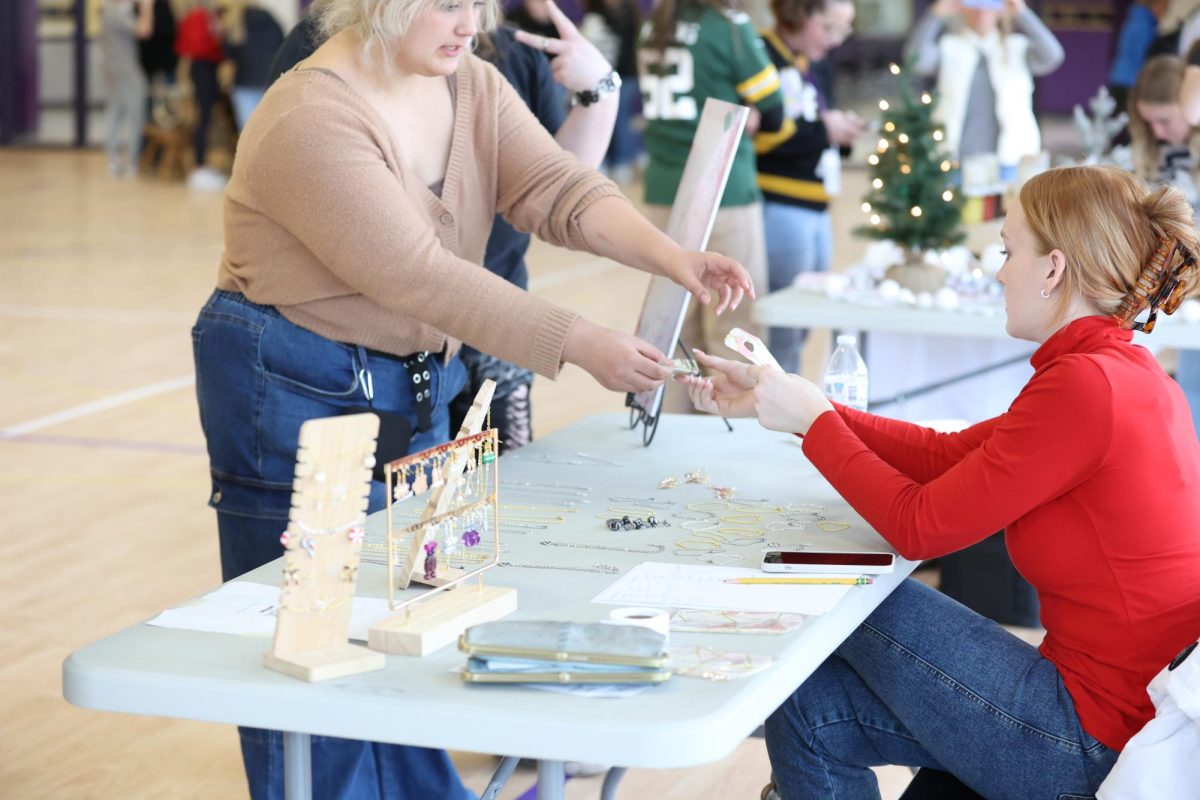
[382, 428, 501, 611]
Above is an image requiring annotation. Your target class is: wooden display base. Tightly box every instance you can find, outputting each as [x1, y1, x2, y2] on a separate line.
[368, 585, 517, 657]
[263, 643, 386, 683]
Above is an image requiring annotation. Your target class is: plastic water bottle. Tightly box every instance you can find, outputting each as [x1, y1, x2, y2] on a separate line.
[823, 335, 869, 411]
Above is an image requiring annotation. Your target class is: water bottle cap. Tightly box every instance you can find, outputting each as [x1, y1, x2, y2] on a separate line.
[836, 334, 857, 346]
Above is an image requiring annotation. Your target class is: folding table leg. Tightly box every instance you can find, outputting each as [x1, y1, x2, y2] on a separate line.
[536, 760, 566, 800]
[601, 767, 628, 800]
[283, 731, 313, 800]
[481, 756, 521, 800]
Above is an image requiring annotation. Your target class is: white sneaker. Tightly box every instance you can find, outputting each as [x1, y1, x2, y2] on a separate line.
[108, 157, 135, 178]
[187, 167, 228, 192]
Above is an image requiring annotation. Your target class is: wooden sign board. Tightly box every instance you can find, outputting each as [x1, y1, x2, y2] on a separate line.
[630, 99, 750, 420]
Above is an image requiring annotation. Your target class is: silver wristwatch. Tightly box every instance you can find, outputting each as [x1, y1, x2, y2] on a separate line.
[573, 71, 622, 107]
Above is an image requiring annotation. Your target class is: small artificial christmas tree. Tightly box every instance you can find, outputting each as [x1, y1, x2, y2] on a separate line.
[856, 62, 964, 292]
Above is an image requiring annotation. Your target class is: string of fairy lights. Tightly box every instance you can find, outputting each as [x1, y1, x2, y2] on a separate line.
[859, 62, 961, 233]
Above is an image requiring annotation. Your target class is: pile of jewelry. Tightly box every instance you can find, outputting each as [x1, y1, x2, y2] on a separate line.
[604, 514, 671, 531]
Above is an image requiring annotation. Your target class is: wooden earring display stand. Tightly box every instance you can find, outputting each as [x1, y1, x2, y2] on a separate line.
[263, 413, 386, 682]
[369, 380, 517, 656]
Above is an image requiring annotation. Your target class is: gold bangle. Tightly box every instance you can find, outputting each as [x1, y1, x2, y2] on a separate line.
[720, 514, 761, 525]
[686, 501, 734, 513]
[713, 528, 765, 546]
[675, 538, 722, 552]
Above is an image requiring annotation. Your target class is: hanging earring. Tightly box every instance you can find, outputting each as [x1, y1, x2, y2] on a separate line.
[413, 468, 429, 496]
[1040, 288, 1051, 299]
[431, 459, 445, 488]
[423, 540, 438, 580]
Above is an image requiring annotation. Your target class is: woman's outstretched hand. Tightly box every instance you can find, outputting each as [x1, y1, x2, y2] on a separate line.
[677, 349, 759, 418]
[563, 318, 671, 392]
[749, 366, 833, 435]
[664, 251, 754, 316]
[679, 348, 834, 434]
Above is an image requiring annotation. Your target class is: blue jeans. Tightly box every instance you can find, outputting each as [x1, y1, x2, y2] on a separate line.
[231, 86, 266, 131]
[764, 202, 833, 374]
[765, 580, 1117, 800]
[192, 290, 472, 800]
[606, 77, 643, 169]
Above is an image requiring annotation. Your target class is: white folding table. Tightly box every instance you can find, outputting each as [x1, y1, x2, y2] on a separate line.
[64, 413, 916, 799]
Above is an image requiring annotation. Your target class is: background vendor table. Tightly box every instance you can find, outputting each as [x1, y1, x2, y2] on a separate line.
[64, 413, 916, 799]
[755, 285, 1200, 348]
[754, 287, 1200, 422]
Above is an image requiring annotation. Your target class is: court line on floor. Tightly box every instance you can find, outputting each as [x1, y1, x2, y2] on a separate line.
[1, 432, 205, 455]
[0, 374, 196, 438]
[0, 303, 194, 325]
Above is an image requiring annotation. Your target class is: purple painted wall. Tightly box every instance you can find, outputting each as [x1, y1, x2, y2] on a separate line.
[1037, 0, 1122, 114]
[1037, 29, 1115, 113]
[502, 0, 653, 25]
[0, 0, 39, 143]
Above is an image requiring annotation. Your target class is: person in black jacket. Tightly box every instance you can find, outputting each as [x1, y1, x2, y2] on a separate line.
[755, 0, 862, 373]
[223, 2, 285, 129]
[138, 0, 178, 84]
[580, 0, 643, 181]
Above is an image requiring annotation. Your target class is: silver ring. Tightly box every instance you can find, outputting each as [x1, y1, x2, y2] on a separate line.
[541, 37, 549, 52]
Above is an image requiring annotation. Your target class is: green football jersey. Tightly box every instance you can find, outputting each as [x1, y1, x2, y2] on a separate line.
[638, 5, 783, 207]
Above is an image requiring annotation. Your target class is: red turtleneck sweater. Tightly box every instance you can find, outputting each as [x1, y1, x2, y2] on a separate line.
[803, 316, 1200, 750]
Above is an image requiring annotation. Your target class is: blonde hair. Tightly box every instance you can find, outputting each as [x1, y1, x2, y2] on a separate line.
[1128, 54, 1200, 183]
[221, 0, 248, 46]
[316, 0, 498, 69]
[1019, 165, 1200, 326]
[1158, 0, 1200, 34]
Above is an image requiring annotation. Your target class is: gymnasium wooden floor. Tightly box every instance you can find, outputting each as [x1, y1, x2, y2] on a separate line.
[0, 149, 918, 799]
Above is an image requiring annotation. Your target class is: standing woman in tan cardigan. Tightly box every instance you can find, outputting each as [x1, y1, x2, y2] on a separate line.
[191, 0, 752, 796]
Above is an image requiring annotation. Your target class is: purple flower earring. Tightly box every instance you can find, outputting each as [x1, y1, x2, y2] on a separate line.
[423, 540, 438, 580]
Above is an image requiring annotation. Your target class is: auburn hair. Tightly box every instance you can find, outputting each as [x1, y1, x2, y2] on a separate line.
[1018, 165, 1200, 324]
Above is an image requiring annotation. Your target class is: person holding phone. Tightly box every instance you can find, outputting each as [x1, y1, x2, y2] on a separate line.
[905, 0, 1064, 184]
[682, 165, 1200, 798]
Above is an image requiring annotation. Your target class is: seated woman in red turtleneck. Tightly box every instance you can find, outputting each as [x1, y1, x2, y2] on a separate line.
[684, 164, 1200, 799]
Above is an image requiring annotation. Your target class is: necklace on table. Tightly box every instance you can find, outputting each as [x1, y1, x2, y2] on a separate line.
[498, 560, 620, 575]
[540, 540, 665, 555]
[515, 451, 623, 467]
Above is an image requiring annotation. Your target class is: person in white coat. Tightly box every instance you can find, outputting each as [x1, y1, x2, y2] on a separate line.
[1097, 640, 1200, 799]
[904, 0, 1063, 183]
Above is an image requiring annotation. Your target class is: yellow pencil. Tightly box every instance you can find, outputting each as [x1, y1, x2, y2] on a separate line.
[723, 576, 873, 586]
